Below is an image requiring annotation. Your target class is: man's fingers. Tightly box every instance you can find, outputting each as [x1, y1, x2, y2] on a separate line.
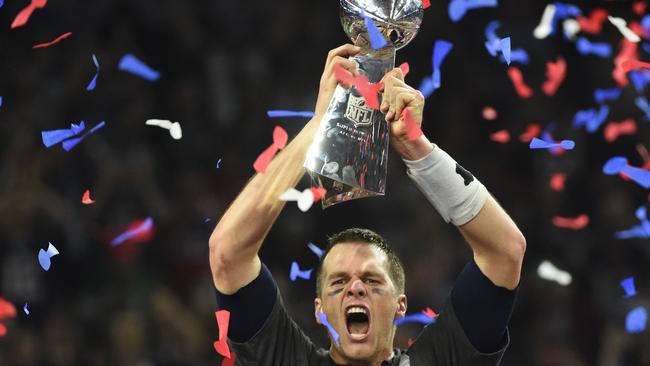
[393, 92, 418, 123]
[326, 44, 361, 66]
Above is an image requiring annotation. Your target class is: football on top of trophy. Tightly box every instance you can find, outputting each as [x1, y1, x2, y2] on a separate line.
[340, 0, 424, 50]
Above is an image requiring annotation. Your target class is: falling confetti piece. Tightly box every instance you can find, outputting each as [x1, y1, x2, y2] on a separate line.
[318, 311, 340, 346]
[489, 129, 510, 143]
[604, 119, 637, 143]
[625, 306, 647, 333]
[482, 106, 497, 120]
[289, 261, 313, 281]
[485, 37, 511, 65]
[634, 1, 647, 16]
[621, 277, 637, 298]
[38, 242, 59, 271]
[394, 312, 436, 326]
[421, 307, 437, 318]
[61, 121, 106, 151]
[621, 59, 650, 72]
[603, 156, 650, 188]
[594, 88, 622, 103]
[552, 214, 589, 230]
[266, 110, 314, 118]
[23, 303, 29, 315]
[118, 54, 160, 81]
[41, 121, 85, 148]
[11, 0, 48, 29]
[32, 32, 72, 49]
[573, 105, 610, 133]
[216, 159, 222, 169]
[86, 54, 100, 91]
[333, 64, 382, 109]
[448, 0, 498, 23]
[519, 123, 541, 142]
[0, 297, 17, 320]
[253, 126, 288, 174]
[110, 217, 154, 246]
[538, 260, 572, 286]
[549, 173, 566, 192]
[635, 96, 650, 120]
[507, 67, 533, 98]
[609, 16, 641, 43]
[576, 37, 612, 58]
[213, 310, 232, 359]
[529, 137, 575, 150]
[576, 8, 609, 34]
[534, 4, 556, 39]
[541, 57, 567, 96]
[279, 187, 316, 212]
[81, 189, 95, 204]
[422, 0, 430, 9]
[364, 13, 387, 49]
[307, 242, 325, 260]
[221, 353, 236, 366]
[145, 119, 182, 140]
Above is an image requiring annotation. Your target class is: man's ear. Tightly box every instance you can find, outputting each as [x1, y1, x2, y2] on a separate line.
[314, 297, 323, 324]
[395, 294, 407, 318]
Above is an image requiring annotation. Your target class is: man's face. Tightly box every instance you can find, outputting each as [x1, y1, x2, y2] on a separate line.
[314, 243, 407, 364]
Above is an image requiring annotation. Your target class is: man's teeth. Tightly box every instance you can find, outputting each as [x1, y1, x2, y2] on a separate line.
[347, 307, 367, 315]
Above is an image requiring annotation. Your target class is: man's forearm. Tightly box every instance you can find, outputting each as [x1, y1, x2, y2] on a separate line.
[209, 118, 320, 278]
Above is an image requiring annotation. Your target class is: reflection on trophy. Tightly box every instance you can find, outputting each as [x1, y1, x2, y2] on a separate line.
[304, 0, 424, 208]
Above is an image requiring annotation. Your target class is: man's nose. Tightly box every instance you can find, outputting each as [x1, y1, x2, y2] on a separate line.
[347, 279, 367, 297]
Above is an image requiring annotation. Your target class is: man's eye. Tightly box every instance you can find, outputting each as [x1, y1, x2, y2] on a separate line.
[365, 279, 379, 284]
[332, 279, 345, 285]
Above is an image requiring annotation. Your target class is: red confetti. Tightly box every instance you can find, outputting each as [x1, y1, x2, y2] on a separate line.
[482, 106, 498, 120]
[400, 109, 423, 141]
[334, 64, 382, 109]
[221, 353, 236, 366]
[507, 67, 533, 99]
[0, 324, 6, 337]
[11, 0, 48, 29]
[81, 189, 95, 205]
[549, 173, 566, 192]
[633, 1, 647, 16]
[0, 297, 17, 320]
[398, 62, 410, 77]
[541, 57, 567, 96]
[552, 214, 589, 230]
[576, 8, 609, 35]
[489, 129, 510, 144]
[519, 123, 542, 143]
[253, 126, 288, 174]
[309, 187, 327, 201]
[32, 32, 72, 49]
[407, 338, 415, 348]
[423, 0, 431, 9]
[629, 21, 648, 40]
[604, 119, 637, 143]
[421, 307, 437, 318]
[621, 59, 650, 73]
[213, 310, 232, 359]
[613, 39, 638, 87]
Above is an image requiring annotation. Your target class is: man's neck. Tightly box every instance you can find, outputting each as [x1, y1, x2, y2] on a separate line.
[328, 347, 394, 366]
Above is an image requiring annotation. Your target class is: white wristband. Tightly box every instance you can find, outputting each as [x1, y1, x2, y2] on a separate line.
[403, 145, 488, 226]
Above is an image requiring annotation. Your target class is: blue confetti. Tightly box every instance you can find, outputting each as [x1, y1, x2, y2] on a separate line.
[602, 156, 650, 189]
[432, 40, 454, 92]
[448, 0, 498, 22]
[529, 137, 575, 150]
[572, 105, 609, 133]
[41, 121, 86, 148]
[267, 110, 315, 118]
[635, 96, 650, 121]
[620, 277, 637, 298]
[625, 306, 647, 333]
[118, 54, 160, 81]
[594, 88, 621, 104]
[550, 2, 582, 36]
[307, 242, 325, 260]
[289, 261, 313, 281]
[86, 54, 100, 91]
[364, 14, 387, 49]
[38, 242, 60, 272]
[61, 121, 106, 151]
[418, 76, 436, 98]
[576, 37, 612, 58]
[629, 71, 650, 93]
[394, 313, 436, 326]
[0, 0, 3, 8]
[0, 96, 3, 108]
[216, 158, 222, 169]
[111, 217, 154, 246]
[505, 49, 529, 65]
[23, 303, 29, 315]
[485, 37, 511, 65]
[318, 312, 340, 346]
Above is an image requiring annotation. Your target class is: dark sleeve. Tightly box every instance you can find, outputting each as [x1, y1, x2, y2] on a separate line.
[215, 263, 278, 342]
[450, 259, 517, 353]
[215, 263, 319, 365]
[406, 259, 515, 365]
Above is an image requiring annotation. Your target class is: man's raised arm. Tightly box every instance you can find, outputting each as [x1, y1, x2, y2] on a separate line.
[209, 44, 361, 295]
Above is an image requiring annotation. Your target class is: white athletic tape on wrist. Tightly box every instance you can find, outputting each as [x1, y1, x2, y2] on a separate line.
[403, 145, 488, 226]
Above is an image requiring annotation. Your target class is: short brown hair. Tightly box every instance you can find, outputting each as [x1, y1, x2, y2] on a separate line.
[315, 228, 405, 296]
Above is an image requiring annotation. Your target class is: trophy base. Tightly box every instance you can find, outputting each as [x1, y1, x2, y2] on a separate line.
[308, 172, 383, 209]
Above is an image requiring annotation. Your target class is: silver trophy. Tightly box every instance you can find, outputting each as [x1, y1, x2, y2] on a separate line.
[304, 0, 424, 208]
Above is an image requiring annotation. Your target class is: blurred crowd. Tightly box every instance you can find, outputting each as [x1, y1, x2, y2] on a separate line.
[0, 0, 649, 365]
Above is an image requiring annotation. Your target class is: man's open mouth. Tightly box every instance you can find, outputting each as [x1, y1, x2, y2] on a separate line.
[346, 306, 370, 339]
